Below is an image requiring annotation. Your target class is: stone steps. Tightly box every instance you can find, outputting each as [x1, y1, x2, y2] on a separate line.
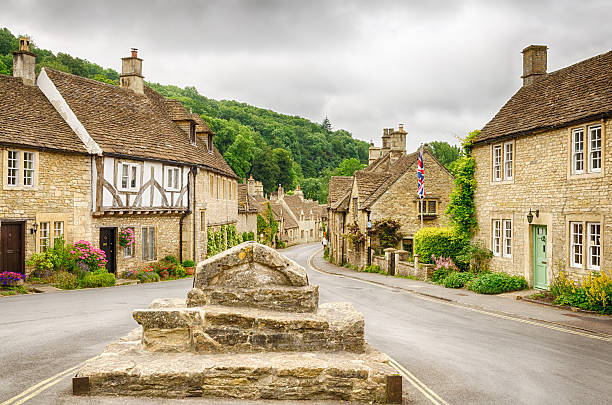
[78, 330, 392, 402]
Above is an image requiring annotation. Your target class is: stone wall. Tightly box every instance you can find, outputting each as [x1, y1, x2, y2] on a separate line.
[473, 118, 611, 285]
[237, 212, 257, 236]
[373, 255, 386, 273]
[395, 261, 434, 280]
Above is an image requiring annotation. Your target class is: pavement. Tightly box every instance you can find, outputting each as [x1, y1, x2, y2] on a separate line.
[310, 250, 612, 338]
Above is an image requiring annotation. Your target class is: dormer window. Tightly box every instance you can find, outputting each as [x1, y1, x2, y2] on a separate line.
[207, 134, 214, 153]
[189, 122, 196, 145]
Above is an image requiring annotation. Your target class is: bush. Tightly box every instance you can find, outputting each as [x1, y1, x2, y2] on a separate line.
[80, 269, 116, 288]
[121, 266, 160, 283]
[72, 240, 108, 271]
[364, 265, 381, 273]
[0, 271, 25, 286]
[456, 240, 493, 273]
[466, 272, 528, 294]
[182, 259, 195, 268]
[431, 256, 458, 283]
[163, 255, 178, 264]
[443, 271, 475, 288]
[550, 271, 612, 314]
[414, 227, 468, 268]
[51, 271, 79, 290]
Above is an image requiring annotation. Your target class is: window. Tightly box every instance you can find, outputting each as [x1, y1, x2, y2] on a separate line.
[587, 223, 600, 270]
[40, 222, 50, 251]
[492, 145, 502, 181]
[418, 199, 437, 215]
[570, 222, 583, 267]
[402, 238, 414, 253]
[119, 162, 140, 191]
[53, 221, 64, 242]
[123, 227, 134, 258]
[165, 167, 180, 191]
[504, 143, 513, 180]
[142, 227, 156, 261]
[200, 210, 206, 231]
[7, 150, 19, 186]
[589, 125, 601, 172]
[209, 174, 214, 197]
[189, 122, 196, 144]
[207, 134, 214, 153]
[572, 128, 585, 173]
[492, 220, 501, 256]
[503, 220, 512, 258]
[301, 230, 304, 239]
[23, 152, 35, 186]
[310, 229, 313, 238]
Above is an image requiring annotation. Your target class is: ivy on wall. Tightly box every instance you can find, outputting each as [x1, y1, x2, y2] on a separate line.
[206, 224, 243, 257]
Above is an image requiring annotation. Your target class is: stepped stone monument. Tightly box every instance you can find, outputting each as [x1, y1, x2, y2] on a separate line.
[74, 242, 399, 402]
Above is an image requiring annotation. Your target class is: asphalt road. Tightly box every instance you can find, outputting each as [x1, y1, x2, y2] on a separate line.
[1, 243, 611, 405]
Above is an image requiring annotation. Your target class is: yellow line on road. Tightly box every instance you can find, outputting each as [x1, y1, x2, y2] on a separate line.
[386, 356, 451, 405]
[1, 363, 82, 405]
[307, 249, 612, 342]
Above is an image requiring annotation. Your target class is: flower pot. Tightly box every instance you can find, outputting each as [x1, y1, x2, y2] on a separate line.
[185, 267, 195, 275]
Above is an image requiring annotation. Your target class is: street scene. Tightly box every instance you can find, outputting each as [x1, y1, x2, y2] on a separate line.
[1, 1, 611, 404]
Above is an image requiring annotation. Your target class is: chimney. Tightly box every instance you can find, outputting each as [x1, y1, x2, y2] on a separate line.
[368, 143, 381, 165]
[294, 184, 304, 201]
[521, 45, 547, 85]
[381, 128, 391, 155]
[389, 124, 407, 164]
[120, 48, 144, 94]
[13, 37, 36, 86]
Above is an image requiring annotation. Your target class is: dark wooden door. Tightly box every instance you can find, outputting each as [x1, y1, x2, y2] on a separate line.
[0, 222, 25, 274]
[100, 227, 116, 274]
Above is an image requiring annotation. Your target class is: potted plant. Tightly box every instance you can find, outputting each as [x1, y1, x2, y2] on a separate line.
[182, 260, 195, 275]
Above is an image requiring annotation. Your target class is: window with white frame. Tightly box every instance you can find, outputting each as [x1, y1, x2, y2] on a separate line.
[141, 227, 156, 261]
[572, 128, 585, 173]
[587, 222, 600, 270]
[589, 125, 602, 172]
[7, 150, 19, 185]
[53, 221, 64, 242]
[570, 222, 583, 267]
[492, 145, 502, 181]
[504, 143, 513, 180]
[119, 162, 140, 191]
[503, 220, 512, 257]
[165, 167, 180, 191]
[40, 222, 50, 251]
[23, 152, 35, 186]
[492, 220, 501, 256]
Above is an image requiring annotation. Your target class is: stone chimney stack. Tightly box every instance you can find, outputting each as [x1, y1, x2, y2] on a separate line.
[294, 184, 304, 201]
[368, 143, 381, 165]
[522, 45, 547, 85]
[13, 37, 36, 86]
[120, 48, 144, 94]
[381, 128, 391, 155]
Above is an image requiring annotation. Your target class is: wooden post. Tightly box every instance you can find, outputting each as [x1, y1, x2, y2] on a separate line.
[386, 374, 403, 403]
[72, 376, 90, 395]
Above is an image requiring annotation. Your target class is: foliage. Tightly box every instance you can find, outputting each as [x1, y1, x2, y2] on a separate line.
[256, 204, 279, 246]
[442, 271, 476, 288]
[550, 271, 612, 314]
[151, 258, 186, 280]
[466, 272, 528, 294]
[414, 227, 468, 267]
[455, 240, 493, 273]
[323, 246, 329, 259]
[431, 255, 459, 283]
[163, 255, 178, 264]
[51, 271, 79, 290]
[370, 218, 402, 249]
[79, 269, 116, 288]
[0, 271, 24, 286]
[118, 228, 135, 248]
[207, 224, 244, 257]
[26, 238, 77, 278]
[344, 222, 365, 245]
[0, 285, 28, 295]
[429, 141, 461, 169]
[72, 240, 108, 271]
[446, 130, 480, 238]
[332, 158, 366, 176]
[182, 259, 195, 268]
[242, 231, 255, 241]
[121, 266, 160, 283]
[364, 265, 382, 274]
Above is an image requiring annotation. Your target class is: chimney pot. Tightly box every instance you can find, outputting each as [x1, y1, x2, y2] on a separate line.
[131, 48, 138, 57]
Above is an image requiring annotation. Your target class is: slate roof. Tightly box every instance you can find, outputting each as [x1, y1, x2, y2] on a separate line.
[165, 99, 193, 121]
[361, 151, 419, 209]
[238, 184, 258, 213]
[192, 113, 213, 134]
[354, 171, 388, 205]
[44, 68, 237, 178]
[476, 50, 612, 144]
[328, 176, 353, 205]
[0, 74, 88, 154]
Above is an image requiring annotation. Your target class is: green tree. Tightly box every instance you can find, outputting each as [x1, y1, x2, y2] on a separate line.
[256, 202, 278, 245]
[430, 141, 461, 169]
[273, 148, 296, 191]
[321, 116, 332, 132]
[224, 131, 256, 179]
[333, 158, 366, 176]
[252, 147, 280, 194]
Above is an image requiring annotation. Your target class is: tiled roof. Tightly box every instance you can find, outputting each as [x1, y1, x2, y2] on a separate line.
[44, 69, 236, 178]
[354, 171, 388, 205]
[165, 99, 193, 121]
[328, 176, 353, 205]
[330, 190, 350, 211]
[0, 74, 88, 154]
[361, 151, 419, 209]
[238, 184, 258, 213]
[476, 50, 612, 144]
[192, 113, 213, 134]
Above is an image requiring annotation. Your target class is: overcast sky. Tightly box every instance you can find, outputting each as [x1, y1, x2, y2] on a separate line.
[1, 0, 610, 150]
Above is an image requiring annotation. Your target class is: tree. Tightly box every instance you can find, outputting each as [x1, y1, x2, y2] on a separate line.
[224, 131, 256, 179]
[430, 141, 461, 169]
[332, 158, 366, 176]
[321, 116, 332, 132]
[252, 147, 280, 194]
[273, 148, 296, 191]
[256, 202, 278, 246]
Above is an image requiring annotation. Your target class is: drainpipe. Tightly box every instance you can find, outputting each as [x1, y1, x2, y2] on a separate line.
[341, 212, 345, 265]
[192, 167, 197, 262]
[367, 210, 371, 267]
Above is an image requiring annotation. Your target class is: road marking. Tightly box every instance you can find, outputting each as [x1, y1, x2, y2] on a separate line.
[1, 364, 82, 405]
[307, 249, 612, 342]
[386, 355, 451, 405]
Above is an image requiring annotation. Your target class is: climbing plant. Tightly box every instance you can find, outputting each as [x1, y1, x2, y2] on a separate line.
[206, 224, 243, 257]
[344, 221, 365, 245]
[256, 202, 279, 246]
[370, 218, 402, 249]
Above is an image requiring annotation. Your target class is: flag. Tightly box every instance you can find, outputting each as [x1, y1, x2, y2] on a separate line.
[417, 148, 425, 199]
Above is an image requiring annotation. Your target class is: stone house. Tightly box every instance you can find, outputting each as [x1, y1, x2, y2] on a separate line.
[236, 176, 260, 237]
[0, 40, 238, 276]
[327, 125, 454, 268]
[472, 46, 612, 288]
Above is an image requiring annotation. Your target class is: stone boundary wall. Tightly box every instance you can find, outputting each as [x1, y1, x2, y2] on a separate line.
[373, 255, 387, 272]
[396, 261, 434, 280]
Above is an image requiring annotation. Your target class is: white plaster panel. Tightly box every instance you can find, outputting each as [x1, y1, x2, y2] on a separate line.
[141, 185, 150, 206]
[103, 188, 113, 206]
[104, 157, 114, 183]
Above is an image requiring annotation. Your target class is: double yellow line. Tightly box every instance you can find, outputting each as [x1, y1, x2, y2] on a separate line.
[1, 363, 82, 405]
[386, 355, 451, 405]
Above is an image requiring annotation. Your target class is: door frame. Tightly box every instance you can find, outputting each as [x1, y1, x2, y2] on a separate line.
[532, 225, 548, 290]
[99, 227, 117, 274]
[0, 221, 26, 275]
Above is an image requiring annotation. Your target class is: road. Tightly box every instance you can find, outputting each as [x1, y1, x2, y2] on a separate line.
[0, 243, 611, 404]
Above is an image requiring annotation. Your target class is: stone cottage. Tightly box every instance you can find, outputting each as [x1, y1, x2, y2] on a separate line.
[472, 46, 612, 288]
[0, 40, 238, 275]
[327, 125, 454, 268]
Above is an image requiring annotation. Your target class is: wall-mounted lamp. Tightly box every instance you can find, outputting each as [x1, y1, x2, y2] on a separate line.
[30, 222, 39, 234]
[526, 209, 539, 224]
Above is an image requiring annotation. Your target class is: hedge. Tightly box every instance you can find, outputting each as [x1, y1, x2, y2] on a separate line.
[414, 227, 468, 267]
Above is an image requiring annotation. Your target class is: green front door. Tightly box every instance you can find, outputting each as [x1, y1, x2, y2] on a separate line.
[533, 225, 547, 289]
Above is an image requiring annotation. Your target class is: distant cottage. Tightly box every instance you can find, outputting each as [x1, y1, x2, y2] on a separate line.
[472, 46, 612, 288]
[0, 39, 238, 275]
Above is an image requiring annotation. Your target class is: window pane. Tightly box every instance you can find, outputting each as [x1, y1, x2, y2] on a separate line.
[503, 220, 512, 257]
[570, 222, 583, 267]
[493, 146, 502, 181]
[7, 150, 19, 185]
[121, 164, 129, 189]
[492, 220, 501, 256]
[588, 222, 600, 269]
[142, 227, 148, 260]
[23, 152, 34, 186]
[149, 227, 155, 260]
[428, 201, 436, 214]
[53, 221, 64, 238]
[573, 129, 584, 173]
[130, 166, 137, 188]
[589, 126, 601, 172]
[40, 222, 50, 251]
[504, 143, 513, 180]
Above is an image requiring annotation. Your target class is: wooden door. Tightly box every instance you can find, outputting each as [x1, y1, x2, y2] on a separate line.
[533, 225, 547, 289]
[0, 222, 25, 274]
[100, 228, 116, 274]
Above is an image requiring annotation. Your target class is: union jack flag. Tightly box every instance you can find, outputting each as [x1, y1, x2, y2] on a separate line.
[417, 148, 425, 199]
